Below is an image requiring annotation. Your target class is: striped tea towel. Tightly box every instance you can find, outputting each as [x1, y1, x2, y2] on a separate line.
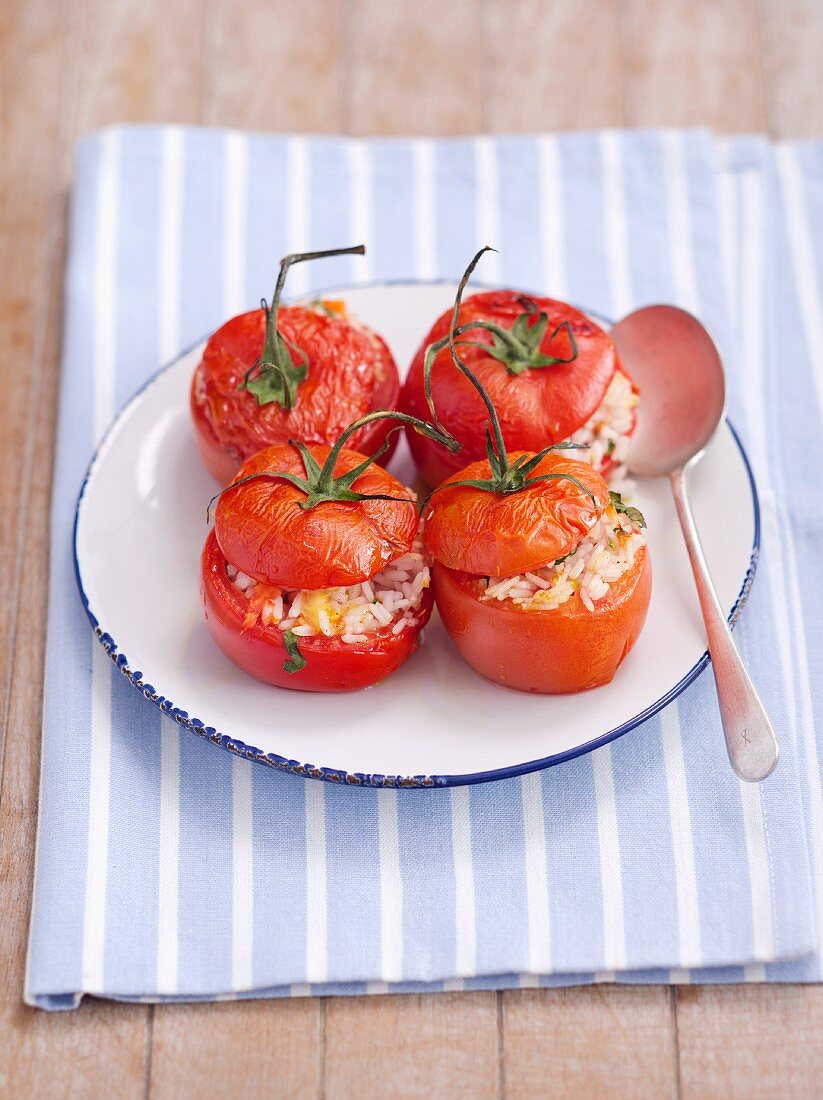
[26, 126, 823, 1009]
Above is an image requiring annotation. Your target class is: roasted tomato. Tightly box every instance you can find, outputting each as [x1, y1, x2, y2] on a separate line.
[201, 411, 453, 692]
[425, 453, 651, 694]
[420, 249, 651, 694]
[191, 246, 401, 484]
[401, 286, 638, 489]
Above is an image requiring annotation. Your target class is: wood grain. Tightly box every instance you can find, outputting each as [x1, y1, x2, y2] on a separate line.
[324, 993, 499, 1099]
[622, 0, 768, 131]
[205, 0, 345, 131]
[0, 0, 210, 1095]
[502, 986, 677, 1099]
[484, 0, 625, 131]
[347, 0, 483, 134]
[149, 999, 322, 1099]
[760, 0, 823, 138]
[677, 985, 823, 1098]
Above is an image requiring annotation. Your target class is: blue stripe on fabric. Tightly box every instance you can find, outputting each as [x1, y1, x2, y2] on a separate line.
[308, 140, 353, 290]
[541, 757, 606, 972]
[469, 778, 529, 976]
[396, 789, 457, 981]
[434, 139, 478, 278]
[177, 733, 234, 993]
[560, 132, 611, 315]
[179, 128, 227, 345]
[252, 770, 309, 987]
[371, 140, 416, 281]
[324, 785, 382, 982]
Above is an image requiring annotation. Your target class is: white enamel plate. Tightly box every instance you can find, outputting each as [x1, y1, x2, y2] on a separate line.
[74, 282, 759, 787]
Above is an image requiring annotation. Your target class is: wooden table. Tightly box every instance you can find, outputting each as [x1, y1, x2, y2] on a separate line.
[2, 1, 822, 1095]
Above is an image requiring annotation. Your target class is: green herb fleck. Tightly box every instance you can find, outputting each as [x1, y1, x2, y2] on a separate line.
[283, 630, 307, 674]
[609, 491, 646, 529]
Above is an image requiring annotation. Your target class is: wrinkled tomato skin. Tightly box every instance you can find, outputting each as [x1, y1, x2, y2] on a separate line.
[401, 290, 622, 488]
[201, 530, 433, 692]
[214, 444, 418, 590]
[432, 547, 651, 694]
[192, 307, 400, 485]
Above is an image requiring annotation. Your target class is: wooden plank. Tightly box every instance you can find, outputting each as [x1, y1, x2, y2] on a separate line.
[622, 0, 768, 131]
[205, 0, 345, 130]
[501, 986, 677, 1099]
[482, 7, 678, 1091]
[483, 0, 625, 131]
[324, 993, 499, 1099]
[677, 984, 823, 1098]
[347, 0, 483, 134]
[0, 0, 210, 1095]
[761, 0, 823, 138]
[149, 999, 321, 1099]
[137, 10, 326, 1099]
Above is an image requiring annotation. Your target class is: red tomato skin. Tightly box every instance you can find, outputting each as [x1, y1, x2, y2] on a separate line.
[191, 306, 401, 485]
[201, 530, 432, 692]
[432, 546, 652, 694]
[214, 444, 418, 590]
[401, 290, 620, 488]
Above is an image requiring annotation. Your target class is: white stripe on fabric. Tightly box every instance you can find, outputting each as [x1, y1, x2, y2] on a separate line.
[660, 131, 703, 968]
[155, 127, 184, 997]
[600, 132, 631, 318]
[730, 167, 785, 964]
[776, 144, 823, 420]
[223, 131, 255, 991]
[474, 136, 502, 280]
[660, 706, 702, 967]
[520, 773, 551, 973]
[377, 790, 403, 982]
[592, 747, 626, 971]
[156, 719, 180, 994]
[348, 141, 372, 281]
[739, 784, 774, 958]
[287, 136, 310, 296]
[538, 135, 566, 299]
[223, 131, 248, 318]
[305, 780, 328, 983]
[231, 759, 254, 989]
[413, 140, 437, 280]
[450, 787, 476, 976]
[596, 134, 629, 972]
[83, 128, 120, 992]
[771, 149, 823, 963]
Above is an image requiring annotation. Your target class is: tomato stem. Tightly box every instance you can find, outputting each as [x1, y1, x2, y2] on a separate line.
[423, 247, 593, 502]
[239, 245, 366, 409]
[206, 410, 460, 520]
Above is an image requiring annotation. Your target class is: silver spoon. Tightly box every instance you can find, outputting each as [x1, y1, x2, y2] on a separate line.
[611, 305, 779, 782]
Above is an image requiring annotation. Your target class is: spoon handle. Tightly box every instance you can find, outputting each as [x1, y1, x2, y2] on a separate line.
[669, 467, 779, 782]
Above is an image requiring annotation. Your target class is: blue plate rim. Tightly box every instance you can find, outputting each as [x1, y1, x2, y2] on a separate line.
[72, 279, 761, 789]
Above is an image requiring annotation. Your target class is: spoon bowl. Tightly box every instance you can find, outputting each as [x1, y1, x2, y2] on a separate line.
[611, 305, 726, 476]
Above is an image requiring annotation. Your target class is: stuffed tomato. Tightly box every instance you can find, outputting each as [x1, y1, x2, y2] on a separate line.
[401, 285, 638, 489]
[201, 411, 455, 692]
[425, 452, 651, 694]
[418, 247, 651, 694]
[191, 246, 401, 484]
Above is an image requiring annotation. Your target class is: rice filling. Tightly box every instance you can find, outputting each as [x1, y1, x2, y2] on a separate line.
[568, 368, 637, 489]
[481, 504, 646, 613]
[228, 536, 430, 643]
